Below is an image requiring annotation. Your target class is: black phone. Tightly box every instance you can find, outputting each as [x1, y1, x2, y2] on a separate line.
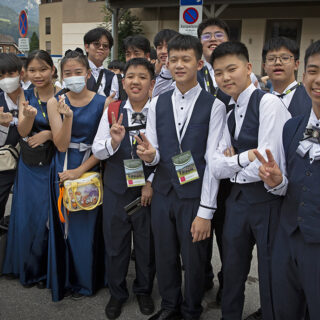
[124, 197, 142, 216]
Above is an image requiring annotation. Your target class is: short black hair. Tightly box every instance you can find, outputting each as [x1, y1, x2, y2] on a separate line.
[0, 53, 22, 75]
[124, 58, 155, 80]
[60, 49, 89, 73]
[197, 18, 230, 39]
[262, 37, 299, 62]
[211, 41, 249, 66]
[150, 47, 157, 61]
[123, 35, 151, 54]
[83, 27, 113, 49]
[20, 56, 28, 69]
[153, 29, 179, 48]
[304, 40, 320, 70]
[108, 60, 125, 72]
[26, 50, 54, 69]
[167, 34, 202, 61]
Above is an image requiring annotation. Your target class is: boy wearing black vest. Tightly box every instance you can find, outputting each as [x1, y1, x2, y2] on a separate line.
[255, 40, 320, 320]
[92, 58, 156, 319]
[263, 36, 311, 117]
[211, 41, 291, 320]
[84, 27, 114, 97]
[136, 34, 226, 320]
[0, 53, 23, 219]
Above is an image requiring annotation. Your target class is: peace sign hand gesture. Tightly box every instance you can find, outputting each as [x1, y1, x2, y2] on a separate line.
[135, 132, 156, 163]
[110, 112, 125, 150]
[253, 149, 283, 188]
[0, 107, 13, 127]
[22, 101, 37, 118]
[57, 95, 73, 118]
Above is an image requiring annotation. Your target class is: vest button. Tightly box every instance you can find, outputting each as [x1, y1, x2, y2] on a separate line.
[306, 171, 311, 176]
[302, 186, 307, 192]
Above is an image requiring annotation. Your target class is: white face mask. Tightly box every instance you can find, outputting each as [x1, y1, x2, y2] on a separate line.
[0, 76, 20, 93]
[63, 76, 86, 93]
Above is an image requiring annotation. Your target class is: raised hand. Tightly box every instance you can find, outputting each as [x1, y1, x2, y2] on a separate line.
[57, 95, 73, 118]
[0, 106, 13, 127]
[135, 132, 156, 163]
[253, 149, 283, 188]
[104, 92, 116, 111]
[224, 146, 235, 157]
[22, 101, 37, 118]
[110, 112, 125, 150]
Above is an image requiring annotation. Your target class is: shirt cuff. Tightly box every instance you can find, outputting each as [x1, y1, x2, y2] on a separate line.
[147, 172, 154, 183]
[145, 150, 160, 166]
[239, 151, 250, 168]
[105, 138, 120, 156]
[197, 205, 215, 220]
[265, 175, 287, 195]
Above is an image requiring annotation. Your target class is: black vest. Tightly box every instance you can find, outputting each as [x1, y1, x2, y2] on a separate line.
[103, 101, 155, 195]
[288, 84, 312, 117]
[0, 92, 19, 146]
[86, 69, 114, 97]
[281, 112, 320, 243]
[227, 89, 279, 204]
[152, 89, 215, 199]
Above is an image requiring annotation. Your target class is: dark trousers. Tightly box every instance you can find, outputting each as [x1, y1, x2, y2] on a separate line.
[103, 186, 155, 302]
[221, 187, 281, 320]
[206, 179, 232, 286]
[151, 189, 208, 320]
[0, 170, 16, 220]
[272, 225, 320, 320]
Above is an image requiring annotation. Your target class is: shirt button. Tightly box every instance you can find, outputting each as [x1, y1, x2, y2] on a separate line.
[316, 123, 319, 127]
[243, 179, 246, 182]
[181, 107, 183, 110]
[178, 123, 181, 126]
[306, 171, 311, 176]
[182, 96, 185, 99]
[240, 115, 243, 118]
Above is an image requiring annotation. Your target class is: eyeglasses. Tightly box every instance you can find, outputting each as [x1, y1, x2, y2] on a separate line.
[91, 41, 109, 51]
[200, 31, 225, 42]
[265, 54, 294, 65]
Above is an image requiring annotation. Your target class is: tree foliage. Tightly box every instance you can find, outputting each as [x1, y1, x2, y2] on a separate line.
[29, 31, 39, 52]
[103, 7, 144, 61]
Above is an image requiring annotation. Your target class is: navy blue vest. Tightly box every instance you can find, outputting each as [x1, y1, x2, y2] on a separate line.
[227, 89, 279, 204]
[87, 69, 114, 97]
[281, 112, 320, 243]
[288, 84, 312, 117]
[103, 101, 155, 195]
[152, 88, 214, 199]
[0, 93, 19, 146]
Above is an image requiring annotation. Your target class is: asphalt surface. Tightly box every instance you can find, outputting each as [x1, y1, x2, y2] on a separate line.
[0, 196, 260, 320]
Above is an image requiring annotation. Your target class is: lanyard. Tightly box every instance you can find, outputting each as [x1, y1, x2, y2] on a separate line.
[276, 82, 301, 98]
[203, 66, 216, 95]
[35, 86, 55, 123]
[171, 88, 201, 153]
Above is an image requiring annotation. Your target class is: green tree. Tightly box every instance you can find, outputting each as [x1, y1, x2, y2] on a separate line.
[29, 31, 39, 52]
[103, 7, 144, 61]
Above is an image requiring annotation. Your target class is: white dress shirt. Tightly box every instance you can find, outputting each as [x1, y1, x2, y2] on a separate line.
[273, 80, 298, 109]
[110, 74, 119, 99]
[146, 83, 226, 219]
[268, 108, 320, 196]
[21, 80, 32, 90]
[212, 83, 291, 184]
[89, 60, 106, 97]
[92, 98, 154, 182]
[0, 93, 19, 146]
[152, 65, 175, 98]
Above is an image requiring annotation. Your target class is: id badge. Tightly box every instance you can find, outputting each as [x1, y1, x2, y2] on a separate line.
[172, 151, 199, 185]
[123, 159, 146, 188]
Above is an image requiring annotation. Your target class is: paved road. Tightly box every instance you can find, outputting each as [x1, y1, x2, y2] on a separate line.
[0, 197, 260, 320]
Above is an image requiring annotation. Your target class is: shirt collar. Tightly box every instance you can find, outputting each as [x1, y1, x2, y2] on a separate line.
[229, 83, 256, 107]
[204, 60, 213, 73]
[88, 59, 104, 72]
[308, 108, 320, 127]
[123, 98, 151, 114]
[174, 83, 201, 99]
[4, 92, 18, 111]
[273, 80, 298, 95]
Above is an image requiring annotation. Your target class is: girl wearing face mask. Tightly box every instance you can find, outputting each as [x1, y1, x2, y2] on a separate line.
[47, 50, 107, 301]
[0, 53, 23, 221]
[2, 50, 60, 288]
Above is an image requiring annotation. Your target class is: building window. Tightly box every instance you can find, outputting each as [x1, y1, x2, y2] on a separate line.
[224, 20, 242, 41]
[6, 47, 10, 53]
[46, 41, 51, 55]
[45, 17, 51, 35]
[265, 19, 302, 44]
[0, 47, 3, 53]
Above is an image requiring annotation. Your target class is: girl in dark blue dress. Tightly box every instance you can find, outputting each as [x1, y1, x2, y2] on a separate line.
[3, 50, 59, 288]
[47, 50, 107, 301]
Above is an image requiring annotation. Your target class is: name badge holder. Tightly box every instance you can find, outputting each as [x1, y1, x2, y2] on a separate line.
[123, 132, 146, 188]
[171, 91, 200, 185]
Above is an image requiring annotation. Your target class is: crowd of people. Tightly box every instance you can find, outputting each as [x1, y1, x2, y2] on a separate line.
[0, 17, 319, 320]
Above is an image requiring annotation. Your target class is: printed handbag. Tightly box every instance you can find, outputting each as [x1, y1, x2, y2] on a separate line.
[0, 144, 20, 171]
[19, 137, 54, 166]
[58, 172, 103, 221]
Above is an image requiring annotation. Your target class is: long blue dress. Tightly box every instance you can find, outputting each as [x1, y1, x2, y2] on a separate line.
[48, 93, 106, 301]
[3, 89, 53, 285]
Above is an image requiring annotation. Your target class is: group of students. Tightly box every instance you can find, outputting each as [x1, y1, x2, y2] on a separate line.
[0, 17, 319, 320]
